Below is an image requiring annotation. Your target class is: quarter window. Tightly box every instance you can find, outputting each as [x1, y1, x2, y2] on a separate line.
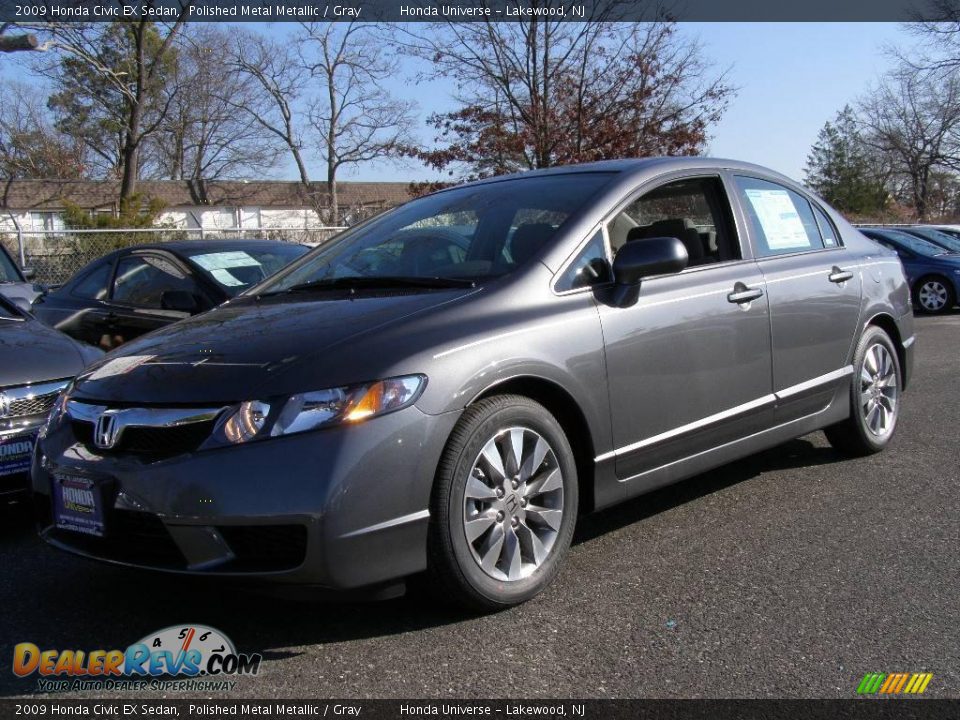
[556, 230, 611, 292]
[813, 206, 839, 248]
[734, 176, 826, 256]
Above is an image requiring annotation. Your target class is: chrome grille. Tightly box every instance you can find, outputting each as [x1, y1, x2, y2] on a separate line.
[0, 380, 69, 419]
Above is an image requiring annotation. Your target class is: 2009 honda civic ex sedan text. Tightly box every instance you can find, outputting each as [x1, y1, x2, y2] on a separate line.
[32, 158, 914, 610]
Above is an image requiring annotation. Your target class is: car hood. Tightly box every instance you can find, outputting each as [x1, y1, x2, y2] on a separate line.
[73, 288, 479, 404]
[0, 315, 91, 388]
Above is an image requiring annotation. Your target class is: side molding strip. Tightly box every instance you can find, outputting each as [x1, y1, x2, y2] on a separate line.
[339, 509, 431, 538]
[595, 366, 853, 463]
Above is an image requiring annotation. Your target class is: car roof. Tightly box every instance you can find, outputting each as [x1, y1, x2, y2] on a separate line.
[126, 239, 305, 255]
[435, 157, 798, 193]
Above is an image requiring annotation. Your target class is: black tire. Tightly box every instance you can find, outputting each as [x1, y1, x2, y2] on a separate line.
[825, 326, 902, 456]
[913, 275, 955, 314]
[427, 394, 578, 611]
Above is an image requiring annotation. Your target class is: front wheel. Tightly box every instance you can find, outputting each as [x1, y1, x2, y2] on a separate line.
[825, 326, 902, 456]
[427, 395, 578, 611]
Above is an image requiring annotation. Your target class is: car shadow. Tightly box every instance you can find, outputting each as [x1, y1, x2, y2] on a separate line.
[573, 437, 841, 545]
[0, 437, 841, 697]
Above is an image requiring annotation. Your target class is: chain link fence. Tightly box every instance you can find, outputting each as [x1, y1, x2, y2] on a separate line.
[0, 226, 346, 286]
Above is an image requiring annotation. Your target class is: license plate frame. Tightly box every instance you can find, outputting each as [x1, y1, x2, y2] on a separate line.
[51, 470, 111, 538]
[0, 431, 37, 478]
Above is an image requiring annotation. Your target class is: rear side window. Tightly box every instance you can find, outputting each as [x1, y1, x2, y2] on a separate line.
[735, 176, 825, 256]
[71, 261, 112, 300]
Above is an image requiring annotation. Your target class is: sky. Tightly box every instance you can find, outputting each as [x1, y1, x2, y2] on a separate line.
[268, 22, 910, 184]
[2, 21, 910, 185]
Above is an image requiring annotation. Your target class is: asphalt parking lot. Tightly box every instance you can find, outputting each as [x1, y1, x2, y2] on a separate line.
[2, 314, 958, 700]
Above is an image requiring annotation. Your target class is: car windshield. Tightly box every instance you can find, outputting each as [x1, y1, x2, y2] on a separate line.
[255, 173, 616, 294]
[878, 230, 948, 257]
[183, 244, 309, 296]
[0, 248, 22, 283]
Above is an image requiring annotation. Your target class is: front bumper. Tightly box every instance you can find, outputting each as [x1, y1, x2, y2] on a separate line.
[32, 405, 460, 589]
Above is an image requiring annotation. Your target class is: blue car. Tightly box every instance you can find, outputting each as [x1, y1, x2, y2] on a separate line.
[860, 227, 960, 313]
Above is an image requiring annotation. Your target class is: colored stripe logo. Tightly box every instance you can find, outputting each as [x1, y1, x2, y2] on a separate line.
[857, 673, 933, 694]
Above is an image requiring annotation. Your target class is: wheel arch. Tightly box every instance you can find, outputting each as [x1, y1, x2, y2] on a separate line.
[864, 311, 909, 391]
[470, 375, 598, 514]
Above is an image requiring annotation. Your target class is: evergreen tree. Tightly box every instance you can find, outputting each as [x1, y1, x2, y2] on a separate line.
[804, 106, 888, 216]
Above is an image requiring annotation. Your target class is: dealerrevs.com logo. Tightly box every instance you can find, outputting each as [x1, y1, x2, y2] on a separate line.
[13, 625, 262, 693]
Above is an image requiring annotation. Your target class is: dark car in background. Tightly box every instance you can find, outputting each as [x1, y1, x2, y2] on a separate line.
[0, 294, 102, 498]
[859, 227, 960, 313]
[31, 240, 309, 348]
[0, 244, 41, 306]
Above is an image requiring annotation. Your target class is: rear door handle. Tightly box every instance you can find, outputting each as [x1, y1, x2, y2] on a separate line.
[727, 284, 764, 305]
[828, 267, 854, 284]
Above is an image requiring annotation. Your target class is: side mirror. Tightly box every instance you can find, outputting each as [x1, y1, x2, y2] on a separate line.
[611, 237, 688, 306]
[21, 267, 36, 281]
[160, 290, 200, 314]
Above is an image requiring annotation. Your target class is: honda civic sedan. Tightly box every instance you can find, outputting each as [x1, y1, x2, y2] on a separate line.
[32, 159, 914, 609]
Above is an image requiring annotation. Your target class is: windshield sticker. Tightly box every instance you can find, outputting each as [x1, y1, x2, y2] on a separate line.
[191, 251, 261, 271]
[744, 188, 812, 251]
[210, 268, 246, 287]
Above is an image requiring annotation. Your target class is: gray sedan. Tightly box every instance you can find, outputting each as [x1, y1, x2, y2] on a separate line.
[33, 158, 913, 609]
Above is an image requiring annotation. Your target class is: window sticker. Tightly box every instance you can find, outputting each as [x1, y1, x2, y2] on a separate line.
[210, 268, 246, 287]
[744, 189, 812, 251]
[191, 251, 261, 271]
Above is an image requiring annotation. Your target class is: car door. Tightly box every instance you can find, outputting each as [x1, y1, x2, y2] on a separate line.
[730, 175, 862, 422]
[592, 174, 774, 482]
[106, 252, 206, 345]
[54, 257, 116, 346]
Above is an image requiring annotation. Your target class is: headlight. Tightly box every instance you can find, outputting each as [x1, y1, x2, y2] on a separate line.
[216, 375, 426, 446]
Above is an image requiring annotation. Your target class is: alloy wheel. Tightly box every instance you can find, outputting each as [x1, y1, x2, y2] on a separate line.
[918, 280, 948, 312]
[462, 426, 564, 582]
[860, 343, 899, 437]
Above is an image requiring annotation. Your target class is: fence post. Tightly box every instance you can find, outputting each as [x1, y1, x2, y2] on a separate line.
[7, 212, 26, 267]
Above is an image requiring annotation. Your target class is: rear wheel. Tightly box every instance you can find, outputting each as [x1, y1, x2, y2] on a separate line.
[427, 395, 578, 611]
[914, 275, 954, 314]
[825, 326, 902, 456]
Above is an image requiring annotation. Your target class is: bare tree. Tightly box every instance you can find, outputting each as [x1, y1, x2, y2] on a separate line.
[32, 5, 191, 200]
[227, 24, 415, 222]
[0, 80, 87, 178]
[299, 22, 416, 222]
[156, 26, 281, 180]
[859, 68, 960, 219]
[226, 29, 319, 208]
[395, 18, 733, 179]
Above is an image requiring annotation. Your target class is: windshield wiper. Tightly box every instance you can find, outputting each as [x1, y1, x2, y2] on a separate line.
[260, 275, 477, 297]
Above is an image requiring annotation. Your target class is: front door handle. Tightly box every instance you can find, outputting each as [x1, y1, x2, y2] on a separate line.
[727, 284, 764, 305]
[828, 267, 854, 284]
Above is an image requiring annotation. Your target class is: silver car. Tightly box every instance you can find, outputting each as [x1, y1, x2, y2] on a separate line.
[33, 159, 914, 609]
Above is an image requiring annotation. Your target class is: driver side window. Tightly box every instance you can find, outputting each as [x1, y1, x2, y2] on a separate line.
[606, 176, 740, 267]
